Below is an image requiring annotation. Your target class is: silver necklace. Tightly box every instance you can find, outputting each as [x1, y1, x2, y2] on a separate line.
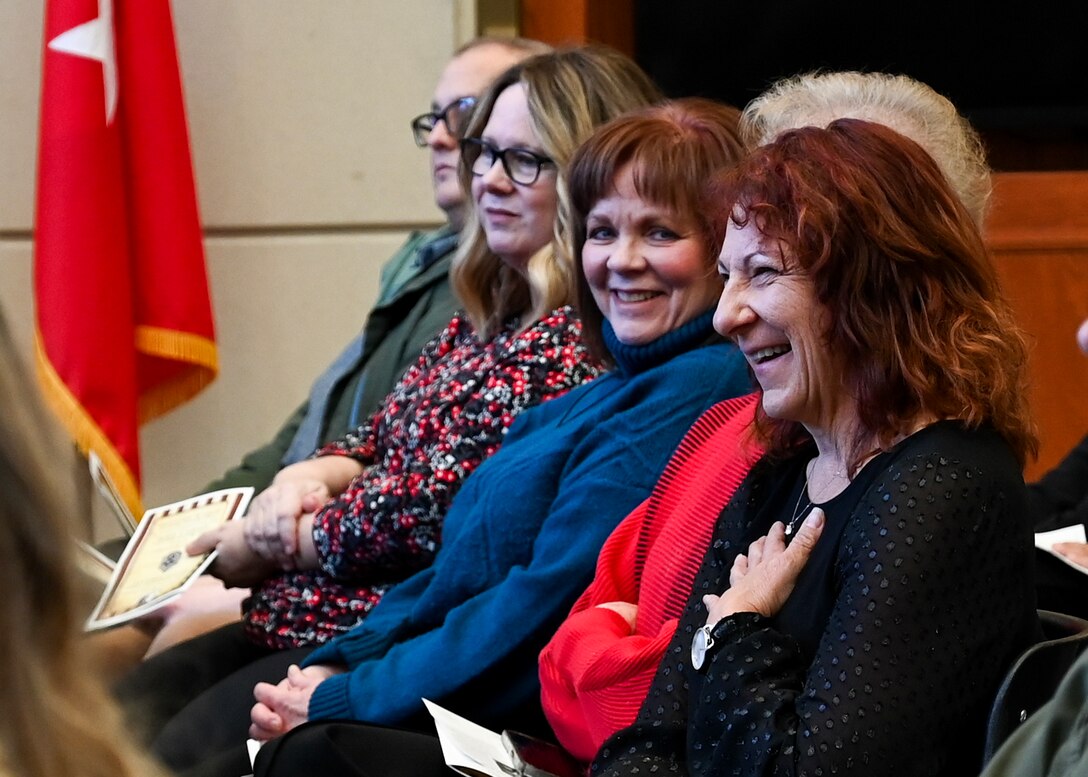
[786, 465, 812, 536]
[787, 459, 847, 535]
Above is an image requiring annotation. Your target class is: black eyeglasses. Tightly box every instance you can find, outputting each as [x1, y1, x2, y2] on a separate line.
[411, 97, 477, 147]
[459, 137, 556, 186]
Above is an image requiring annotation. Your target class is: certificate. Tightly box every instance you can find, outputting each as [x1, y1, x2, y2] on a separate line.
[85, 487, 253, 631]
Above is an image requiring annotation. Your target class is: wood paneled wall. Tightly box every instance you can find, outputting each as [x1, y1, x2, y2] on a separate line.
[988, 172, 1088, 480]
[520, 0, 633, 54]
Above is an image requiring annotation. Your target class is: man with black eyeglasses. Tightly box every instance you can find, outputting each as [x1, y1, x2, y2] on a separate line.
[201, 37, 548, 497]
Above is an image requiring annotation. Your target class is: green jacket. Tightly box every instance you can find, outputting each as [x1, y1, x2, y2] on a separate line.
[202, 227, 459, 493]
[982, 645, 1088, 777]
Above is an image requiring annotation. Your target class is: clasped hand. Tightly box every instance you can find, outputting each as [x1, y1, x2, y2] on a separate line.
[186, 519, 275, 589]
[241, 478, 330, 567]
[186, 478, 329, 587]
[249, 663, 344, 741]
[703, 508, 825, 625]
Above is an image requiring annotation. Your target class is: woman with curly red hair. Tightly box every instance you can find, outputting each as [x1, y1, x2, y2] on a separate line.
[593, 118, 1039, 777]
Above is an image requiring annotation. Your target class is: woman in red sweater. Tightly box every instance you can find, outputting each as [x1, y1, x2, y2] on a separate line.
[538, 392, 762, 760]
[538, 69, 999, 764]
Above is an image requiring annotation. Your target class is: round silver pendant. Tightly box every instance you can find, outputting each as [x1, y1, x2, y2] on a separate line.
[691, 624, 715, 670]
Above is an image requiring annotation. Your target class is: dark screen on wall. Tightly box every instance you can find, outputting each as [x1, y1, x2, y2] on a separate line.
[634, 0, 1088, 170]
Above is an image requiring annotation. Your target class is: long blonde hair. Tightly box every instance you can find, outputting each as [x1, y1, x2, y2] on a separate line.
[0, 311, 166, 777]
[452, 45, 662, 337]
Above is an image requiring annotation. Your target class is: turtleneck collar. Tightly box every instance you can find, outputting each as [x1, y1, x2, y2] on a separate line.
[602, 308, 722, 376]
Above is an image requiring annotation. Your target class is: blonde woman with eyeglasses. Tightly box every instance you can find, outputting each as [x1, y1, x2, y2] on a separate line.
[117, 45, 662, 772]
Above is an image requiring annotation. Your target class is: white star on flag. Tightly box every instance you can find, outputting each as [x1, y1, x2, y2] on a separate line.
[48, 0, 118, 124]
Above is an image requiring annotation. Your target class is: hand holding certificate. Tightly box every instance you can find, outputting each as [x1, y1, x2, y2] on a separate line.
[85, 488, 253, 631]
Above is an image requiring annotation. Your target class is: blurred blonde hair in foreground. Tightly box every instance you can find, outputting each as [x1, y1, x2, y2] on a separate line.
[0, 310, 165, 777]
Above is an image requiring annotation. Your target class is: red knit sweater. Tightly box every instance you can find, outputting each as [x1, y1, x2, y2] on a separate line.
[538, 393, 763, 762]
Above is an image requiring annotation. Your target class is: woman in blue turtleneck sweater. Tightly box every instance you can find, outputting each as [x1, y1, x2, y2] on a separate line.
[195, 99, 754, 777]
[298, 308, 747, 730]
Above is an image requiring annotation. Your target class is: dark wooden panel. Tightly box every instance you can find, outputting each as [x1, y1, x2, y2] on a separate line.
[988, 172, 1088, 479]
[520, 0, 634, 55]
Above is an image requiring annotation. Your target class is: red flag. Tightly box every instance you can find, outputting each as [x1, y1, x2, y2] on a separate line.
[34, 0, 217, 520]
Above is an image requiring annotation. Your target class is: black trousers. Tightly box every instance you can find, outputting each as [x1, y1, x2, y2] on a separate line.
[254, 721, 450, 777]
[114, 621, 312, 771]
[176, 721, 450, 777]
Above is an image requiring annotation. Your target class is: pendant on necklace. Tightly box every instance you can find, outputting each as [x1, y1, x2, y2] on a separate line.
[787, 471, 811, 536]
[786, 497, 811, 536]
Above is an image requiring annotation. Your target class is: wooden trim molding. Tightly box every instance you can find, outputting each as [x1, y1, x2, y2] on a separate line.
[988, 171, 1088, 251]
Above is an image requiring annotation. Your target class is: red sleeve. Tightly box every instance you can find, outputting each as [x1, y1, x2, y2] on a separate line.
[539, 501, 649, 761]
[539, 393, 763, 763]
[540, 603, 680, 762]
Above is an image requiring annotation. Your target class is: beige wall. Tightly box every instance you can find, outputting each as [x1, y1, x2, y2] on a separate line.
[0, 1, 477, 531]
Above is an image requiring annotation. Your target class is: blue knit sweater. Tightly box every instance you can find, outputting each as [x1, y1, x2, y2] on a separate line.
[303, 310, 752, 727]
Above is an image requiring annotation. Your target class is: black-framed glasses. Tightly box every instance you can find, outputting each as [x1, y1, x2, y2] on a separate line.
[411, 97, 477, 147]
[459, 137, 555, 186]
